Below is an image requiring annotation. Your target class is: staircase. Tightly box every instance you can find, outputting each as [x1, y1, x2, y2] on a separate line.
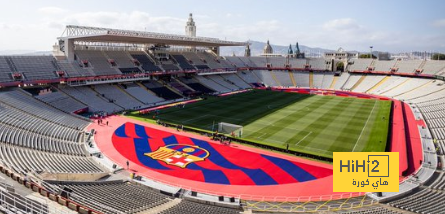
[366, 76, 390, 93]
[329, 76, 338, 89]
[289, 71, 297, 87]
[270, 70, 281, 86]
[309, 72, 314, 88]
[350, 75, 367, 91]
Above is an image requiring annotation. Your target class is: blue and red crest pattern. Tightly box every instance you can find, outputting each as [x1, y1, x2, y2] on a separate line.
[112, 122, 332, 186]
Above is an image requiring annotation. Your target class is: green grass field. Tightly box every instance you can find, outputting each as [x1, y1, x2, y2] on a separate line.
[129, 90, 391, 158]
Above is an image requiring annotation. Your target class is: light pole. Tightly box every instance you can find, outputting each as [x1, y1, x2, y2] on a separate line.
[370, 46, 373, 59]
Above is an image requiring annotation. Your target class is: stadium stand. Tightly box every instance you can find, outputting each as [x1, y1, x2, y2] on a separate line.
[160, 199, 241, 214]
[395, 60, 422, 73]
[104, 51, 141, 73]
[49, 180, 172, 214]
[0, 56, 13, 82]
[93, 84, 144, 110]
[36, 90, 88, 113]
[194, 75, 232, 92]
[8, 56, 59, 80]
[171, 54, 196, 70]
[130, 52, 162, 72]
[120, 83, 165, 104]
[349, 59, 373, 71]
[58, 85, 123, 114]
[309, 58, 328, 70]
[222, 73, 252, 89]
[373, 60, 396, 72]
[142, 80, 183, 100]
[274, 70, 293, 87]
[207, 75, 240, 90]
[237, 70, 262, 85]
[178, 76, 216, 93]
[182, 52, 210, 69]
[294, 72, 310, 87]
[75, 50, 122, 76]
[422, 60, 445, 74]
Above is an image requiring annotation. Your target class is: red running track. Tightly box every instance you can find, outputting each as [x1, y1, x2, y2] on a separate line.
[90, 116, 363, 201]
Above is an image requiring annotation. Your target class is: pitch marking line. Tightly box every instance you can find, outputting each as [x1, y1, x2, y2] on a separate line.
[352, 100, 377, 152]
[294, 131, 313, 146]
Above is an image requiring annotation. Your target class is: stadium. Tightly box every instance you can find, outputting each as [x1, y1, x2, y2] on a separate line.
[0, 9, 444, 214]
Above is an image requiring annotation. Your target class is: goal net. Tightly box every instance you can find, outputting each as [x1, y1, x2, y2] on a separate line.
[218, 122, 243, 137]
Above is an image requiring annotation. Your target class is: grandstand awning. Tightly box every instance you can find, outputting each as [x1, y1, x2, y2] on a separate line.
[58, 25, 246, 47]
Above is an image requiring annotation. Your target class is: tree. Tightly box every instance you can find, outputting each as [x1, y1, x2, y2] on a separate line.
[431, 53, 445, 60]
[359, 54, 377, 59]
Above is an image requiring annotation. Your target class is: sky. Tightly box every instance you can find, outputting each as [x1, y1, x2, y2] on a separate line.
[0, 0, 444, 53]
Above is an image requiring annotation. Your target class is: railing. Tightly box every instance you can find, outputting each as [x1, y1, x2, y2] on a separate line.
[0, 182, 49, 214]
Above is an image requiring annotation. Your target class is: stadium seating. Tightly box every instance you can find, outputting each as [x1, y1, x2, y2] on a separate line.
[373, 60, 396, 72]
[58, 85, 124, 114]
[171, 54, 196, 70]
[0, 56, 13, 82]
[160, 200, 240, 214]
[178, 77, 215, 93]
[207, 75, 240, 90]
[294, 72, 310, 87]
[75, 50, 122, 76]
[225, 56, 249, 67]
[309, 58, 328, 70]
[389, 188, 445, 214]
[130, 52, 162, 72]
[142, 80, 183, 100]
[395, 60, 422, 73]
[422, 60, 445, 74]
[222, 73, 252, 89]
[237, 70, 262, 85]
[9, 56, 59, 80]
[194, 75, 232, 92]
[50, 180, 172, 214]
[273, 71, 293, 87]
[182, 52, 210, 69]
[36, 90, 88, 113]
[349, 59, 373, 71]
[93, 84, 144, 110]
[120, 83, 165, 104]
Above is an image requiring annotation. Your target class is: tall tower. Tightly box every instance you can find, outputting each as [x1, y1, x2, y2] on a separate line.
[244, 44, 251, 57]
[185, 13, 196, 37]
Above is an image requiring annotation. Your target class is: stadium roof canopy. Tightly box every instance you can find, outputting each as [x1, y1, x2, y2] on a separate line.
[58, 25, 246, 47]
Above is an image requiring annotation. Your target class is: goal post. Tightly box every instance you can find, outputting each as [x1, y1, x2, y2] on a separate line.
[218, 122, 243, 137]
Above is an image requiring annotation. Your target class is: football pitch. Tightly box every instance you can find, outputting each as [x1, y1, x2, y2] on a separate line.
[130, 90, 391, 158]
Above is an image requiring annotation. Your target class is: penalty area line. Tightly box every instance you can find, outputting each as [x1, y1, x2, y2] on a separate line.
[294, 131, 312, 146]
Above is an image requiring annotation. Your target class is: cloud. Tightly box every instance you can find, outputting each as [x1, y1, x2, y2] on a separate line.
[323, 18, 361, 31]
[432, 19, 445, 27]
[38, 7, 67, 14]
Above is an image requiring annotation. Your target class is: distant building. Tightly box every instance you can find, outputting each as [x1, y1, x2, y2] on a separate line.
[185, 13, 196, 37]
[323, 47, 358, 60]
[260, 40, 281, 57]
[244, 44, 251, 57]
[294, 42, 305, 59]
[263, 40, 273, 54]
